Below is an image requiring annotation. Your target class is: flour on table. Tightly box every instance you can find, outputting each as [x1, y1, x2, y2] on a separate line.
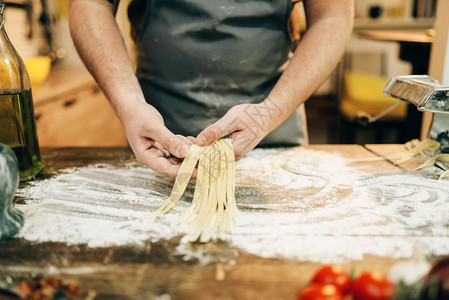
[16, 165, 181, 247]
[15, 148, 449, 263]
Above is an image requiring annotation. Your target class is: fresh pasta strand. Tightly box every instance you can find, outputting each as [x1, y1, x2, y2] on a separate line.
[440, 170, 449, 180]
[348, 139, 441, 165]
[349, 139, 448, 180]
[415, 153, 449, 180]
[147, 145, 203, 218]
[149, 139, 237, 243]
[395, 139, 440, 165]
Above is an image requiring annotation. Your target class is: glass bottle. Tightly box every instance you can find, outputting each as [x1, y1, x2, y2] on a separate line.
[0, 3, 42, 181]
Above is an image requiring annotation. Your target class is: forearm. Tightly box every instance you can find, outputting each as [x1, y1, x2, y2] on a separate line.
[266, 0, 354, 132]
[68, 0, 146, 121]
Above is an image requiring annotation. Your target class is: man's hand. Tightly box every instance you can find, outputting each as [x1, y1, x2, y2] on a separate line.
[120, 100, 193, 177]
[69, 0, 195, 178]
[196, 103, 278, 161]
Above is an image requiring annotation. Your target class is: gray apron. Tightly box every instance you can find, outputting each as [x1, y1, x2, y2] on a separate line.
[129, 0, 307, 146]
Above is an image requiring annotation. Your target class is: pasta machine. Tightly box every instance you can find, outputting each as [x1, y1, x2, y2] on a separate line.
[383, 75, 449, 154]
[357, 75, 449, 172]
[357, 75, 449, 152]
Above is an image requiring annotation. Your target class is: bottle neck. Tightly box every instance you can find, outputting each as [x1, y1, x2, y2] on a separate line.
[0, 3, 16, 52]
[0, 3, 4, 32]
[0, 3, 7, 47]
[0, 2, 31, 93]
[0, 19, 7, 44]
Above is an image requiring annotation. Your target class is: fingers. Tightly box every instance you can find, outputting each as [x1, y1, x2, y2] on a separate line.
[154, 141, 170, 157]
[141, 147, 198, 179]
[197, 114, 239, 146]
[186, 136, 197, 144]
[156, 128, 192, 158]
[229, 129, 261, 161]
[229, 132, 244, 161]
[140, 147, 182, 178]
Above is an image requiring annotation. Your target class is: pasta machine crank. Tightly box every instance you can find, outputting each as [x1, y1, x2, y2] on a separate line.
[359, 75, 449, 173]
[356, 75, 449, 154]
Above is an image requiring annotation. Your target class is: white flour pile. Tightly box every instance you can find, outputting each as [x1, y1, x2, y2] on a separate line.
[14, 148, 449, 263]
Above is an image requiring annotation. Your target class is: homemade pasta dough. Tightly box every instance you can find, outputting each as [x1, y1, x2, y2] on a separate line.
[415, 154, 449, 180]
[350, 139, 449, 180]
[349, 139, 440, 165]
[149, 139, 237, 243]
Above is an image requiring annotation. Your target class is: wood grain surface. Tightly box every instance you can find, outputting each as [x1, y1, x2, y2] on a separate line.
[0, 145, 446, 300]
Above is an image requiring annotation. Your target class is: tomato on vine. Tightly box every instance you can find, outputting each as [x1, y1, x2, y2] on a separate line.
[311, 265, 351, 295]
[298, 283, 343, 300]
[352, 271, 395, 300]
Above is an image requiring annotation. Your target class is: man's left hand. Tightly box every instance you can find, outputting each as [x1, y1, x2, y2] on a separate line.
[196, 102, 280, 160]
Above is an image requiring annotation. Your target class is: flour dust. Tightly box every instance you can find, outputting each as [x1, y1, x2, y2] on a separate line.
[14, 148, 449, 263]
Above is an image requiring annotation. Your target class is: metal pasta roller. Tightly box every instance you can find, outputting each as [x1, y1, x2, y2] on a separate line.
[355, 74, 449, 158]
[383, 75, 449, 114]
[383, 75, 449, 154]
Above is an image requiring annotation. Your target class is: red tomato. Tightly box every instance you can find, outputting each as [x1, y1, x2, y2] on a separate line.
[352, 271, 395, 300]
[311, 265, 352, 294]
[298, 283, 343, 300]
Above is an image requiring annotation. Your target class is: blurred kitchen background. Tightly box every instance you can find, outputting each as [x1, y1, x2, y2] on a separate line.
[3, 0, 447, 147]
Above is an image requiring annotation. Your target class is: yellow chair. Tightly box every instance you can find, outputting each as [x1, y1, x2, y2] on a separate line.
[339, 71, 408, 144]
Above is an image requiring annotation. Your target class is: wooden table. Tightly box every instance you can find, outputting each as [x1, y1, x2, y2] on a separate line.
[0, 145, 447, 299]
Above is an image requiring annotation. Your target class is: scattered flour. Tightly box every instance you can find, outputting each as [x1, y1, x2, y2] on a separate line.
[16, 165, 181, 247]
[14, 148, 449, 263]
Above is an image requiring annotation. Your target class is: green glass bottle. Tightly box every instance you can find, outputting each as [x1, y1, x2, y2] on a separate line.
[0, 3, 42, 181]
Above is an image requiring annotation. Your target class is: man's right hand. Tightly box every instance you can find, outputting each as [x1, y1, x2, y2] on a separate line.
[69, 0, 193, 178]
[119, 100, 193, 178]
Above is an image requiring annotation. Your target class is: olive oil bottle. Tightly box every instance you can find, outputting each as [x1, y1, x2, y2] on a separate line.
[0, 3, 42, 181]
